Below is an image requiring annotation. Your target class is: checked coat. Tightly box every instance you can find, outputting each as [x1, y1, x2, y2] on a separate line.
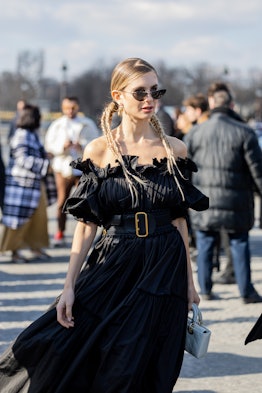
[2, 128, 53, 229]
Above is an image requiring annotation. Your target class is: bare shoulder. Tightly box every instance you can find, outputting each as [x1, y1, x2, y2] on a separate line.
[83, 136, 107, 164]
[166, 135, 187, 159]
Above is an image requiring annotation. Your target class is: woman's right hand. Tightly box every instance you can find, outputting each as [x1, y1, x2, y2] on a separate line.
[56, 288, 75, 328]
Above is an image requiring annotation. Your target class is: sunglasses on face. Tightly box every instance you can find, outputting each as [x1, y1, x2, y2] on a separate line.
[121, 88, 166, 101]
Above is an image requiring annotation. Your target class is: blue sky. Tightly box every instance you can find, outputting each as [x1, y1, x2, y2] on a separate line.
[1, 0, 262, 81]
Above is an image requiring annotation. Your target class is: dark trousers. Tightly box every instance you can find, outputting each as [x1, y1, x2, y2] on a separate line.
[196, 230, 255, 298]
[55, 172, 79, 233]
[260, 196, 262, 229]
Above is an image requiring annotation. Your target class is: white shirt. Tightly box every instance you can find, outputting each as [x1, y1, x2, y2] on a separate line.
[45, 114, 100, 177]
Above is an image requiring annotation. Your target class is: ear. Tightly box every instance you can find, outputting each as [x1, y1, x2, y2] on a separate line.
[196, 107, 202, 117]
[111, 90, 122, 104]
[208, 96, 214, 110]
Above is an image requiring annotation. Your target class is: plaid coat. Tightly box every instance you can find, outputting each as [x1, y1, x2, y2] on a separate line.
[2, 128, 52, 229]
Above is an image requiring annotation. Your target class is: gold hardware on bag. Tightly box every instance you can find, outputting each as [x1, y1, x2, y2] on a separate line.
[187, 322, 194, 334]
[135, 212, 149, 237]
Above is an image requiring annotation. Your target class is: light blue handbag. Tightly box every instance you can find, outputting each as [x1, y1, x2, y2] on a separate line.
[185, 303, 211, 358]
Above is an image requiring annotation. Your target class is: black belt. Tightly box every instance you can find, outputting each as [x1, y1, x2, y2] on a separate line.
[104, 210, 172, 237]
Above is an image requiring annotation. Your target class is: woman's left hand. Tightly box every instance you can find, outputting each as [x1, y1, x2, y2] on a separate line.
[56, 288, 75, 328]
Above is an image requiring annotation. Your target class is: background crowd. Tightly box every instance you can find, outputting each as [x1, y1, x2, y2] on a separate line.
[0, 79, 262, 305]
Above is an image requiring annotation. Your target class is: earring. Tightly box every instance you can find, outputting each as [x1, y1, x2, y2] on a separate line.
[118, 103, 124, 117]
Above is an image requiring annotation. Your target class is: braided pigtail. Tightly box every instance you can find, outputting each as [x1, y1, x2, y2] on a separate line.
[150, 114, 185, 201]
[101, 101, 120, 159]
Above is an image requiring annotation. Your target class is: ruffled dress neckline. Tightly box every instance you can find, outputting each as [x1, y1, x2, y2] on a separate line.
[72, 155, 198, 178]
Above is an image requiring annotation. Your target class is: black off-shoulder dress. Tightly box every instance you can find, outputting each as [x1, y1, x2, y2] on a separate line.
[0, 156, 208, 393]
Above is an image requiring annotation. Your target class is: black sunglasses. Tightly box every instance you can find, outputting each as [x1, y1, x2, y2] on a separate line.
[121, 88, 166, 101]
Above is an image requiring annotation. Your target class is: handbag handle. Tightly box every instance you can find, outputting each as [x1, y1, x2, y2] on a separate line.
[189, 303, 203, 325]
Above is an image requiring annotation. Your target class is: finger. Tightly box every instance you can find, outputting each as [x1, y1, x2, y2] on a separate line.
[66, 304, 74, 325]
[56, 303, 63, 322]
[195, 294, 201, 305]
[56, 306, 66, 327]
[56, 304, 72, 328]
[57, 312, 74, 328]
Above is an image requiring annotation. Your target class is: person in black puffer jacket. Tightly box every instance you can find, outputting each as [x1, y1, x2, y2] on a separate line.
[185, 82, 262, 304]
[0, 138, 5, 211]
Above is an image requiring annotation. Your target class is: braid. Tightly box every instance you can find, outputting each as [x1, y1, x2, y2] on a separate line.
[150, 114, 185, 201]
[101, 101, 146, 206]
[101, 101, 120, 158]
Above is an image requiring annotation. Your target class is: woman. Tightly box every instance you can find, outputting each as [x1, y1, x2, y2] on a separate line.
[0, 58, 208, 392]
[0, 104, 54, 262]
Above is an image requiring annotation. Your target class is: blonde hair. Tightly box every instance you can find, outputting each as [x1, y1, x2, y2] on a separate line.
[100, 58, 185, 205]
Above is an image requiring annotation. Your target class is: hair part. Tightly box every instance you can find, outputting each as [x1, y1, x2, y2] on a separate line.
[110, 58, 157, 92]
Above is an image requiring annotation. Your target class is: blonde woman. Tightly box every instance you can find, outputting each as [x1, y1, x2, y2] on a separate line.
[0, 58, 208, 393]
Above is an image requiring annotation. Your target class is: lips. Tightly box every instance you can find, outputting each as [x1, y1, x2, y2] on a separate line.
[142, 106, 154, 111]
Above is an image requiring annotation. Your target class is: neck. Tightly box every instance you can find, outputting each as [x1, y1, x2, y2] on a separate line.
[119, 117, 154, 142]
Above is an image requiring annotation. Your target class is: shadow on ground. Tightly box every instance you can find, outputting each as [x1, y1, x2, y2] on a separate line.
[180, 352, 261, 378]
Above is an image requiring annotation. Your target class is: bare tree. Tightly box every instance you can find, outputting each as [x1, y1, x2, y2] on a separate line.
[1, 58, 262, 122]
[0, 72, 34, 110]
[70, 64, 112, 123]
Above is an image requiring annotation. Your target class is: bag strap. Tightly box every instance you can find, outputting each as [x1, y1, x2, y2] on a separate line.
[190, 303, 203, 325]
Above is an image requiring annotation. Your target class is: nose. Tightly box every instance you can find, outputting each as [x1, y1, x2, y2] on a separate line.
[146, 91, 154, 98]
[144, 91, 154, 100]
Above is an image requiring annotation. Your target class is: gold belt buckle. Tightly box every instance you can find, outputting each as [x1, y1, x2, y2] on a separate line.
[135, 212, 149, 237]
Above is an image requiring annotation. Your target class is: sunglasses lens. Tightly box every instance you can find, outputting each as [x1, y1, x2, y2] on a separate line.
[151, 89, 166, 99]
[133, 91, 147, 101]
[131, 89, 166, 101]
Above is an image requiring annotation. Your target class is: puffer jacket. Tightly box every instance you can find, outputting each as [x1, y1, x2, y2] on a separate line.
[185, 109, 262, 232]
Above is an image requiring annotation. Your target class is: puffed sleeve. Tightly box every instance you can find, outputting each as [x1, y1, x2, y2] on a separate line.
[171, 157, 209, 219]
[62, 159, 102, 225]
[180, 177, 209, 211]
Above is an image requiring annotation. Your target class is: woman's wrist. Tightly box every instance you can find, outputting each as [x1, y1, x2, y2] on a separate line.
[63, 278, 76, 290]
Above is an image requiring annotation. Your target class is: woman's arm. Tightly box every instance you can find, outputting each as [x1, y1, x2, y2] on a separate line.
[56, 220, 97, 328]
[169, 137, 199, 309]
[172, 216, 200, 311]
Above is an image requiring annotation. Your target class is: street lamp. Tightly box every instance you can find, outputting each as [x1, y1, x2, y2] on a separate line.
[60, 62, 68, 102]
